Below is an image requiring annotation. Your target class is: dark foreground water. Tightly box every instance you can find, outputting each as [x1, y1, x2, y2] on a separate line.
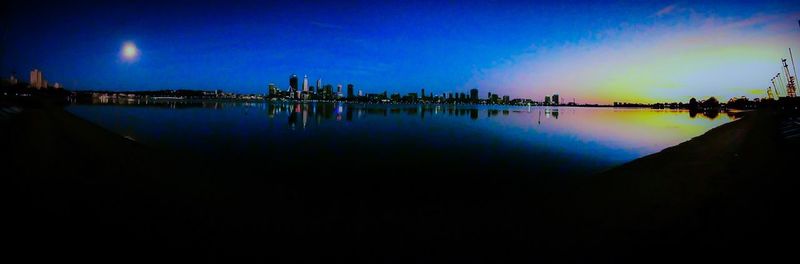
[16, 100, 748, 261]
[67, 100, 737, 177]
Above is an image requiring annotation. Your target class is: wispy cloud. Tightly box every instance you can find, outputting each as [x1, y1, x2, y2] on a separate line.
[468, 11, 800, 104]
[654, 4, 678, 17]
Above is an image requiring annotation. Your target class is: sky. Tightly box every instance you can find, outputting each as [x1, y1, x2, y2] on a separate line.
[1, 0, 799, 103]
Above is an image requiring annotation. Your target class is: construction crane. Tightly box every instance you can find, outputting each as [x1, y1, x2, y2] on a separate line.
[783, 57, 797, 98]
[772, 77, 781, 98]
[791, 48, 798, 86]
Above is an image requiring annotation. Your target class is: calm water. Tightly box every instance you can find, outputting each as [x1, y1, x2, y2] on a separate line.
[67, 101, 738, 176]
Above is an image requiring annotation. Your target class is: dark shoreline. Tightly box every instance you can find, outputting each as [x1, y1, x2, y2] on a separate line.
[5, 101, 798, 261]
[561, 109, 799, 261]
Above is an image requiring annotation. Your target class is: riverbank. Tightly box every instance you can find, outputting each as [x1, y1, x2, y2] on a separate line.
[3, 99, 225, 261]
[4, 99, 797, 261]
[565, 109, 799, 261]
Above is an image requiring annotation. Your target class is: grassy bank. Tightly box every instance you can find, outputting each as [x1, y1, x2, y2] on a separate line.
[564, 109, 799, 261]
[4, 99, 798, 261]
[3, 99, 227, 261]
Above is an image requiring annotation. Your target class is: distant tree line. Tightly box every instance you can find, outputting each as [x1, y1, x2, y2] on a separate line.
[614, 96, 765, 111]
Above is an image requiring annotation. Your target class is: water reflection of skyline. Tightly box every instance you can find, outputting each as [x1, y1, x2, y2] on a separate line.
[81, 99, 740, 128]
[276, 103, 510, 128]
[273, 102, 571, 128]
[68, 101, 741, 171]
[263, 102, 739, 160]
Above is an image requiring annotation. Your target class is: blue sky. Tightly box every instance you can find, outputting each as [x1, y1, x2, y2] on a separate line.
[2, 0, 798, 102]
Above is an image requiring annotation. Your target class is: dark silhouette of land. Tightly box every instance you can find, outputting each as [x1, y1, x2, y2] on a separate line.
[4, 96, 798, 262]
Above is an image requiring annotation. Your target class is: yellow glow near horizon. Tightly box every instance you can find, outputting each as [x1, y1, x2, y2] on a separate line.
[121, 42, 140, 61]
[470, 11, 800, 104]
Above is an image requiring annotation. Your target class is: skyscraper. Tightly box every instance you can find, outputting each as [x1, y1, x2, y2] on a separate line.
[29, 69, 44, 89]
[553, 94, 560, 105]
[268, 83, 277, 96]
[408, 93, 418, 102]
[421, 88, 425, 99]
[337, 84, 342, 94]
[302, 75, 309, 92]
[347, 84, 354, 98]
[323, 84, 333, 98]
[29, 69, 38, 88]
[289, 74, 298, 93]
[470, 88, 479, 101]
[545, 96, 551, 105]
[316, 78, 322, 93]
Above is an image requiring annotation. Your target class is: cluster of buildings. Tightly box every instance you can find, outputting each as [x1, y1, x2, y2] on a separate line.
[267, 74, 344, 100]
[4, 69, 62, 89]
[29, 69, 62, 89]
[266, 73, 570, 106]
[544, 94, 560, 105]
[5, 69, 575, 106]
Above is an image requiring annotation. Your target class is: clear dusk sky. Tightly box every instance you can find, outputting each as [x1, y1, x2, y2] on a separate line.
[1, 0, 799, 103]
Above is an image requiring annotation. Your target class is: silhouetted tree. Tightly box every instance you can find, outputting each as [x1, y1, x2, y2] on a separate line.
[689, 97, 698, 110]
[727, 96, 754, 110]
[703, 97, 720, 109]
[703, 110, 719, 119]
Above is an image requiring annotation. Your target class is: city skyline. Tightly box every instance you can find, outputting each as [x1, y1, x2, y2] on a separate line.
[2, 1, 798, 104]
[28, 68, 776, 107]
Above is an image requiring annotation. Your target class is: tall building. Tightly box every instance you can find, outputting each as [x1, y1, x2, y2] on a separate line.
[545, 96, 551, 105]
[358, 90, 363, 97]
[323, 84, 333, 98]
[470, 88, 479, 101]
[553, 94, 560, 105]
[337, 84, 342, 94]
[408, 93, 418, 102]
[268, 83, 277, 96]
[316, 78, 322, 93]
[29, 69, 44, 89]
[421, 88, 425, 99]
[302, 75, 309, 92]
[289, 74, 298, 93]
[347, 84, 354, 98]
[29, 69, 38, 88]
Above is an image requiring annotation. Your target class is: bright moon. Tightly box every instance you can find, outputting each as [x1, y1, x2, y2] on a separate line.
[121, 42, 139, 61]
